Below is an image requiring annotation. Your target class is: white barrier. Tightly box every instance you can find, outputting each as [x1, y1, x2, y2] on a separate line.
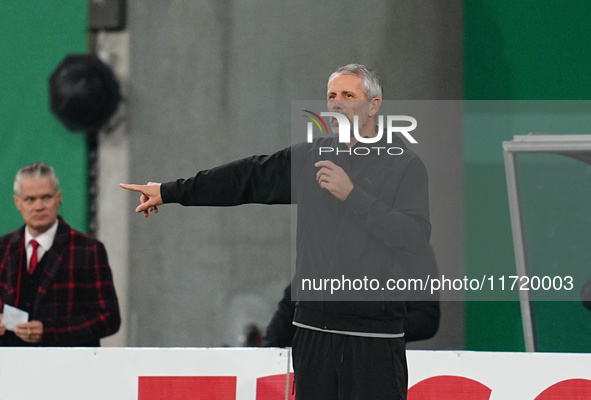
[0, 348, 590, 400]
[0, 347, 291, 400]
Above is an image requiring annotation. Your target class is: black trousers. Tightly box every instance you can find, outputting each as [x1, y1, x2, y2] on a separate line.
[292, 327, 407, 400]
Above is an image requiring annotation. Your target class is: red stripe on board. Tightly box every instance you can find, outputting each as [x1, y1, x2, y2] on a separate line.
[534, 379, 591, 400]
[256, 373, 295, 400]
[408, 375, 492, 400]
[138, 376, 237, 400]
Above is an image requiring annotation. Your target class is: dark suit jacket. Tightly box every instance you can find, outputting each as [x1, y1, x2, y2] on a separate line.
[0, 217, 120, 346]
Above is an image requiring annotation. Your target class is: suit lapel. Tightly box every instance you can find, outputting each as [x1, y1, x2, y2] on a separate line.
[33, 219, 70, 308]
[3, 228, 26, 306]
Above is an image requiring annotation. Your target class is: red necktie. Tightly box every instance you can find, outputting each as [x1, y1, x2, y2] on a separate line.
[29, 239, 39, 274]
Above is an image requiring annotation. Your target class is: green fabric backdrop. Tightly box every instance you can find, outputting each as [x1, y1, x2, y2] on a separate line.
[0, 2, 88, 234]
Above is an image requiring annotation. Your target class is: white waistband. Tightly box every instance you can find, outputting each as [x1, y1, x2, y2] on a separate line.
[292, 321, 405, 339]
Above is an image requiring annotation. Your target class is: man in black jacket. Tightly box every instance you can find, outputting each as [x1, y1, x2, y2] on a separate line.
[121, 64, 430, 400]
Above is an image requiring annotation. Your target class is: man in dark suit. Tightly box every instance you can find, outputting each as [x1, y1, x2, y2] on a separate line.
[0, 162, 120, 346]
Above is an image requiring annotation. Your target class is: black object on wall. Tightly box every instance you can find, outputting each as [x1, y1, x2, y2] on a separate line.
[49, 54, 121, 133]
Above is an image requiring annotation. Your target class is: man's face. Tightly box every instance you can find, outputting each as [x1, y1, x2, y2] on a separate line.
[326, 73, 372, 134]
[14, 176, 62, 236]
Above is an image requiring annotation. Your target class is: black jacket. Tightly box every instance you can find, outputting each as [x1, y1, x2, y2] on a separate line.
[161, 134, 430, 335]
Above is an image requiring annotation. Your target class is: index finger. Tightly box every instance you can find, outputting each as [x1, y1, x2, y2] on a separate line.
[119, 183, 146, 192]
[314, 160, 336, 169]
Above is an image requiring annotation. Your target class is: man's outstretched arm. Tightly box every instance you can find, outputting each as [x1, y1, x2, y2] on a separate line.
[120, 147, 293, 216]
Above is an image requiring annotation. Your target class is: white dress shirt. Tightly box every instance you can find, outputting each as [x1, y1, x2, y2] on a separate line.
[25, 220, 58, 272]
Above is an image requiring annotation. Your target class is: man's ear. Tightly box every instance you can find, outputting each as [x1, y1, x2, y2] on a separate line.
[368, 98, 382, 117]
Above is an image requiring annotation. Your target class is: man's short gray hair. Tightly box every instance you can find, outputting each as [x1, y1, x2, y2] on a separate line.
[328, 64, 383, 99]
[14, 162, 60, 196]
